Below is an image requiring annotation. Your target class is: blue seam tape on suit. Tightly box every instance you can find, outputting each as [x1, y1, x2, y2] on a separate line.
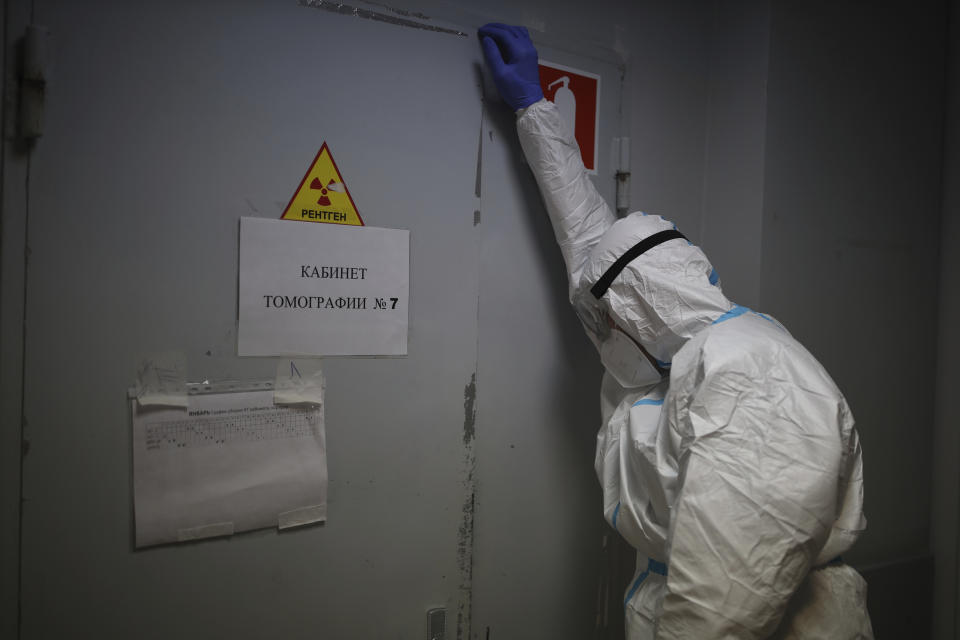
[712, 304, 749, 325]
[648, 558, 667, 575]
[624, 568, 650, 605]
[625, 559, 668, 606]
[632, 398, 664, 407]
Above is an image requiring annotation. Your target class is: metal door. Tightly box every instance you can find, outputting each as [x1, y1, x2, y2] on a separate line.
[6, 1, 626, 637]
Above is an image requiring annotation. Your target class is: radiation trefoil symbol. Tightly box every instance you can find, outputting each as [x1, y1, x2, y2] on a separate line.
[280, 143, 364, 226]
[310, 177, 345, 207]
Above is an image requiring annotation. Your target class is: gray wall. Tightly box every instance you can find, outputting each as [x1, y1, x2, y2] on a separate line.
[933, 0, 960, 637]
[696, 1, 770, 309]
[625, 1, 710, 236]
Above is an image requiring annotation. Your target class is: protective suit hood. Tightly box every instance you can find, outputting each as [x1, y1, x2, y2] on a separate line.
[580, 213, 733, 367]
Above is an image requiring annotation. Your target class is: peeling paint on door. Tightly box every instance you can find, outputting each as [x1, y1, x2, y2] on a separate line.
[456, 372, 478, 640]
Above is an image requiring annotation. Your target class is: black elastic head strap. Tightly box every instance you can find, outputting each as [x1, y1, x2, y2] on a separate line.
[590, 229, 688, 299]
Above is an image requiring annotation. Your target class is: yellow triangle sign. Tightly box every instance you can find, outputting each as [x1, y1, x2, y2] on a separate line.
[281, 143, 364, 226]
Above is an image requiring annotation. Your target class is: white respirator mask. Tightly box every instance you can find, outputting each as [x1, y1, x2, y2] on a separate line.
[599, 328, 663, 389]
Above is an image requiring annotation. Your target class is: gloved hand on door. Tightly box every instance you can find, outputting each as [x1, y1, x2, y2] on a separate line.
[478, 23, 544, 111]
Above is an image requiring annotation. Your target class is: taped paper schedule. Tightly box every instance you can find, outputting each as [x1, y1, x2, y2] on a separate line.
[132, 389, 327, 548]
[238, 217, 409, 356]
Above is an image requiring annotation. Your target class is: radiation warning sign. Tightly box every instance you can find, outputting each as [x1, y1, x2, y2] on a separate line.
[281, 143, 364, 226]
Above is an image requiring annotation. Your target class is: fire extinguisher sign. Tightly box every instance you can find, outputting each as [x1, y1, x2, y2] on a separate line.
[538, 61, 601, 174]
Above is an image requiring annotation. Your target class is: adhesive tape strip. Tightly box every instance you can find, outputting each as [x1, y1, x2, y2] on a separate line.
[273, 359, 325, 406]
[135, 351, 189, 408]
[177, 521, 234, 542]
[278, 504, 327, 530]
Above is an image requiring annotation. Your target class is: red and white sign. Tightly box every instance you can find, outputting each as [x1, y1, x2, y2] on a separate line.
[538, 61, 601, 173]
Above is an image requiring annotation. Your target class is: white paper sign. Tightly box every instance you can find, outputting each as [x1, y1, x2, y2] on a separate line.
[238, 217, 409, 356]
[132, 389, 327, 548]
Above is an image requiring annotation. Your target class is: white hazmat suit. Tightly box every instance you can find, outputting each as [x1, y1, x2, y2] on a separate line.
[515, 98, 874, 639]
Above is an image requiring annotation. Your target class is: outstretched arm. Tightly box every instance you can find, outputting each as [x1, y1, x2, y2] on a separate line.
[479, 23, 615, 301]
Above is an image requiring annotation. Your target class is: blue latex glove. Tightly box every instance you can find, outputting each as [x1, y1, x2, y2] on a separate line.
[478, 23, 544, 111]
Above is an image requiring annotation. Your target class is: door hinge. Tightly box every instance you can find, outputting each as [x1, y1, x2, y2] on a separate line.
[613, 137, 631, 215]
[19, 25, 48, 142]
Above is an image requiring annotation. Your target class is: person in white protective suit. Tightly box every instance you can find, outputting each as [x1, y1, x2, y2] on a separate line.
[478, 23, 874, 639]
